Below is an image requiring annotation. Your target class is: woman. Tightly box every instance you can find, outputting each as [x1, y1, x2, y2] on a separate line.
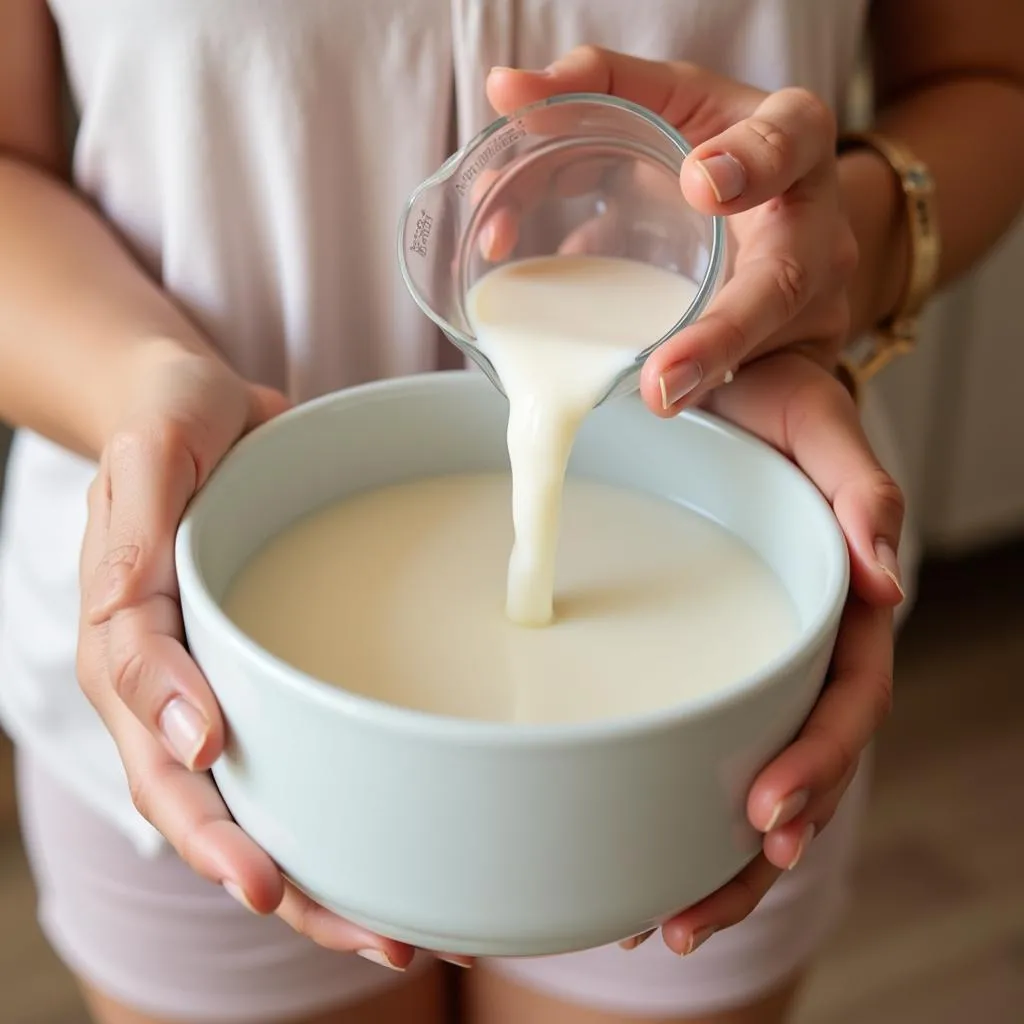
[0, 2, 1021, 1023]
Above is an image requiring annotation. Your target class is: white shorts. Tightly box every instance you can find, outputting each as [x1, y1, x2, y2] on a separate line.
[17, 749, 869, 1022]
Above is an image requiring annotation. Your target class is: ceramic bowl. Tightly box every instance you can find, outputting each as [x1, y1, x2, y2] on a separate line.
[175, 371, 848, 957]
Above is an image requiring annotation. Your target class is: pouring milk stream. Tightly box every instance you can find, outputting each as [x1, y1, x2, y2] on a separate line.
[466, 254, 699, 626]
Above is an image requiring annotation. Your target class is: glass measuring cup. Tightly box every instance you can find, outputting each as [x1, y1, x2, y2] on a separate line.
[398, 93, 726, 405]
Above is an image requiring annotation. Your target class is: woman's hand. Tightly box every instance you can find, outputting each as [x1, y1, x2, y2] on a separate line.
[74, 343, 426, 971]
[492, 47, 906, 956]
[488, 47, 859, 412]
[622, 352, 905, 954]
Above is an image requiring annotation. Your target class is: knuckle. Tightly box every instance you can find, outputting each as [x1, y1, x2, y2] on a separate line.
[773, 255, 809, 320]
[745, 117, 795, 179]
[127, 769, 154, 821]
[865, 667, 895, 727]
[729, 870, 767, 923]
[669, 59, 698, 78]
[706, 311, 749, 371]
[808, 727, 859, 790]
[291, 897, 319, 940]
[98, 543, 142, 579]
[108, 420, 196, 486]
[109, 641, 149, 708]
[782, 87, 836, 144]
[88, 544, 143, 615]
[572, 43, 607, 67]
[868, 469, 907, 527]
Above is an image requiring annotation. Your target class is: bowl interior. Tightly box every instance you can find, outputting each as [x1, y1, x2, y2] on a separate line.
[177, 371, 848, 727]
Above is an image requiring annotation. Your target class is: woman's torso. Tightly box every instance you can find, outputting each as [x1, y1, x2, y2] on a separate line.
[0, 0, 877, 850]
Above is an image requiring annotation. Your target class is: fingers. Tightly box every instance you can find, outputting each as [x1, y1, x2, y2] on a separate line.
[680, 88, 836, 212]
[81, 515, 406, 965]
[761, 759, 858, 871]
[703, 354, 906, 605]
[641, 253, 820, 411]
[105, 593, 222, 769]
[487, 48, 755, 144]
[490, 52, 833, 213]
[660, 855, 782, 956]
[275, 882, 417, 968]
[79, 379, 288, 771]
[618, 928, 655, 951]
[82, 427, 224, 769]
[640, 194, 856, 415]
[87, 424, 197, 618]
[106, 693, 284, 910]
[747, 595, 894, 870]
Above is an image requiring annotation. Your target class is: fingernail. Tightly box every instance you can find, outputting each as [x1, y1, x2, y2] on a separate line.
[787, 824, 816, 871]
[874, 540, 905, 601]
[492, 64, 553, 77]
[694, 153, 746, 204]
[159, 697, 209, 770]
[357, 949, 405, 972]
[619, 929, 655, 951]
[682, 926, 717, 956]
[437, 954, 474, 968]
[764, 789, 810, 832]
[659, 361, 704, 410]
[223, 881, 257, 914]
[479, 221, 497, 260]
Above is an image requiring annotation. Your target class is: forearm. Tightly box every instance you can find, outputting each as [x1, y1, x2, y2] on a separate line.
[0, 157, 216, 459]
[841, 76, 1024, 339]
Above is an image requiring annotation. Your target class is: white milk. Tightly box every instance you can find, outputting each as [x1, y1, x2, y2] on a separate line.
[224, 473, 797, 725]
[466, 255, 698, 626]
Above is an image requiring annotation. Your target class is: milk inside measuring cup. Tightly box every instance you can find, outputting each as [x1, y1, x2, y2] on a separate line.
[398, 94, 724, 402]
[466, 254, 699, 626]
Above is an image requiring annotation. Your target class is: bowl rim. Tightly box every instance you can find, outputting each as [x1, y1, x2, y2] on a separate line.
[175, 371, 850, 748]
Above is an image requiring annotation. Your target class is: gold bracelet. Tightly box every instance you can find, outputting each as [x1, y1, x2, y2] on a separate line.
[836, 131, 941, 396]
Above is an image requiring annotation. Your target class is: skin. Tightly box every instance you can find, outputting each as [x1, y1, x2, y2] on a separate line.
[1, 0, 1022, 1022]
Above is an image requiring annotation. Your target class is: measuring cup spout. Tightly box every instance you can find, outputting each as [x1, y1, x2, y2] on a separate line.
[398, 159, 506, 394]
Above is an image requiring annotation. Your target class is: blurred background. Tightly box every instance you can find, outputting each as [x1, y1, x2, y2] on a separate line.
[1, 77, 1023, 1024]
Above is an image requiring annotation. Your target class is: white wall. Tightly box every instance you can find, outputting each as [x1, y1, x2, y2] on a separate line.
[876, 216, 1024, 554]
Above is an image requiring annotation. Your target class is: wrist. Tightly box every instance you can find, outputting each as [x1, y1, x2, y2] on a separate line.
[838, 148, 910, 341]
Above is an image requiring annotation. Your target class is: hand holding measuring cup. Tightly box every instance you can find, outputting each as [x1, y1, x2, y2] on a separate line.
[487, 47, 906, 956]
[487, 47, 859, 415]
[399, 82, 726, 407]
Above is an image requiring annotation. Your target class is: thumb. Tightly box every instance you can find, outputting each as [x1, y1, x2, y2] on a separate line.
[679, 87, 836, 213]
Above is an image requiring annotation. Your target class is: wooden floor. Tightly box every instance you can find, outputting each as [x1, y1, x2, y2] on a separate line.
[1, 544, 1022, 1024]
